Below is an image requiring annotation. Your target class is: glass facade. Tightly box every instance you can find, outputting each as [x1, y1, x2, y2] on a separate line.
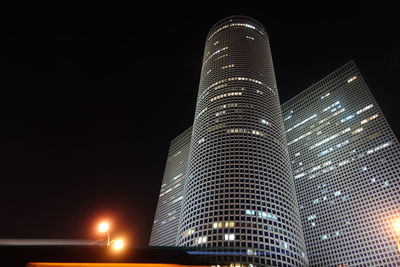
[282, 61, 400, 266]
[176, 16, 307, 266]
[150, 127, 192, 246]
[150, 17, 400, 267]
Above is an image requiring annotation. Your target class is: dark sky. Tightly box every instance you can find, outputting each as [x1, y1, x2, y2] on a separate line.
[1, 3, 399, 247]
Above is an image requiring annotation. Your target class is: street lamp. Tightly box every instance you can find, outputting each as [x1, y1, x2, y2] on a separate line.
[98, 221, 111, 245]
[95, 220, 125, 252]
[111, 238, 124, 251]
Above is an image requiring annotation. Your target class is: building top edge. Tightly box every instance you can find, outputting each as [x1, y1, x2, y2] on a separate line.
[170, 126, 193, 145]
[281, 60, 357, 109]
[206, 15, 268, 40]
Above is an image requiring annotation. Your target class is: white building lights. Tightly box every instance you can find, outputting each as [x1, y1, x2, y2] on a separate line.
[176, 16, 308, 267]
[150, 127, 192, 246]
[152, 19, 400, 267]
[283, 61, 400, 266]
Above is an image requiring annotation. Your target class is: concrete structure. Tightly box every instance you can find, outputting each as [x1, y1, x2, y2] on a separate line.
[282, 61, 400, 266]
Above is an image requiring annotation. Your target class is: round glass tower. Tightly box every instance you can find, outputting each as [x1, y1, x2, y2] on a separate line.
[177, 16, 308, 267]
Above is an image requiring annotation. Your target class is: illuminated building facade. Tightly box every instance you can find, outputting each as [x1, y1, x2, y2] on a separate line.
[282, 61, 400, 266]
[150, 127, 192, 246]
[175, 16, 308, 266]
[150, 17, 400, 267]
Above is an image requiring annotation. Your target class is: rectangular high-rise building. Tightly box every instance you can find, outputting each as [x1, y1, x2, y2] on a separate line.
[149, 127, 192, 246]
[282, 61, 400, 266]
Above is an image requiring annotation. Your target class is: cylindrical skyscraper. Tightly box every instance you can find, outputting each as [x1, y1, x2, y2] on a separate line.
[177, 16, 308, 266]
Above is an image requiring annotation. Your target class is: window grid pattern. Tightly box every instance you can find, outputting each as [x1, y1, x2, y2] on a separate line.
[150, 127, 192, 246]
[282, 61, 400, 266]
[177, 16, 308, 267]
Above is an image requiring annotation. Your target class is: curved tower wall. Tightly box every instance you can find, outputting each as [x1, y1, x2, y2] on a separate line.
[176, 16, 308, 266]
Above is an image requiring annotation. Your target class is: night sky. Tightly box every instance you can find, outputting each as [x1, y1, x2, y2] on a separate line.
[1, 3, 399, 247]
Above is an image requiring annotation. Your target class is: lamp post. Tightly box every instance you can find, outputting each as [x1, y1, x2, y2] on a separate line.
[96, 221, 125, 251]
[98, 221, 111, 245]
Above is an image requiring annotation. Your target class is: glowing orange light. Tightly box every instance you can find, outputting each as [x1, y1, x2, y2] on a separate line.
[112, 238, 124, 251]
[98, 222, 110, 233]
[394, 219, 400, 234]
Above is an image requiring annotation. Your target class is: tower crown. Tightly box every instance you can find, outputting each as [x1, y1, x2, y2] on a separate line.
[207, 15, 267, 42]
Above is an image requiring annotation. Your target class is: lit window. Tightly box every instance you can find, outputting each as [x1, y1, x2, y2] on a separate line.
[361, 166, 368, 171]
[338, 159, 350, 166]
[360, 114, 378, 125]
[196, 236, 207, 244]
[208, 23, 264, 41]
[203, 47, 229, 66]
[181, 228, 195, 238]
[171, 196, 183, 204]
[215, 110, 226, 117]
[318, 108, 345, 124]
[307, 215, 317, 220]
[213, 41, 219, 46]
[310, 165, 321, 173]
[205, 77, 273, 93]
[245, 209, 277, 220]
[280, 242, 289, 249]
[323, 160, 332, 167]
[284, 115, 292, 121]
[247, 249, 257, 256]
[294, 173, 306, 179]
[287, 131, 312, 146]
[261, 119, 269, 125]
[334, 191, 341, 196]
[167, 150, 181, 161]
[246, 36, 255, 40]
[196, 107, 208, 119]
[286, 114, 317, 133]
[224, 234, 235, 241]
[341, 114, 354, 123]
[352, 127, 363, 135]
[212, 221, 235, 228]
[173, 173, 182, 180]
[321, 92, 330, 99]
[215, 53, 228, 61]
[227, 128, 266, 137]
[356, 104, 373, 115]
[367, 142, 391, 155]
[207, 123, 226, 132]
[322, 101, 340, 112]
[221, 64, 235, 69]
[311, 133, 338, 149]
[347, 76, 357, 83]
